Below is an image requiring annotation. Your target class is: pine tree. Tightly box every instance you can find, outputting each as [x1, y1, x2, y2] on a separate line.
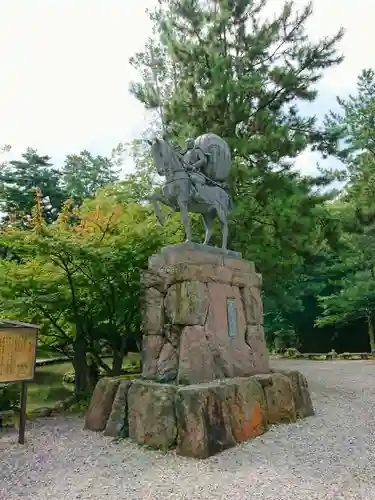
[0, 148, 66, 226]
[317, 70, 375, 352]
[325, 69, 375, 210]
[129, 0, 344, 296]
[130, 0, 343, 166]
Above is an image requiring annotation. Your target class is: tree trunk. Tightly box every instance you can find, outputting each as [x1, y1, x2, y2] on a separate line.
[111, 337, 127, 376]
[367, 315, 375, 353]
[73, 333, 89, 395]
[136, 336, 142, 372]
[87, 355, 100, 390]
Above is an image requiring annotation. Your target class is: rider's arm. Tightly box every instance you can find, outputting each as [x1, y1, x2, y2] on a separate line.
[191, 149, 207, 170]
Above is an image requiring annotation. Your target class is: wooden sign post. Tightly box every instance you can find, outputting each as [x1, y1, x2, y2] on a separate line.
[0, 319, 39, 444]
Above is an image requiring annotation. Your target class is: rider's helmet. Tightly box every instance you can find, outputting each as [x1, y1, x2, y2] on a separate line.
[185, 137, 195, 150]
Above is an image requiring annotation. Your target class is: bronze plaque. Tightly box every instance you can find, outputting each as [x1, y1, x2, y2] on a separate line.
[227, 298, 237, 338]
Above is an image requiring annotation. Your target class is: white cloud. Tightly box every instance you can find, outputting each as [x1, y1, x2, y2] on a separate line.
[306, 0, 375, 93]
[0, 0, 373, 175]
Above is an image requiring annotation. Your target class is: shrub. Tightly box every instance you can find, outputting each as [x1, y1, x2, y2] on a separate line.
[338, 352, 351, 359]
[0, 383, 20, 411]
[283, 348, 302, 358]
[62, 371, 75, 385]
[65, 393, 92, 415]
[122, 362, 140, 374]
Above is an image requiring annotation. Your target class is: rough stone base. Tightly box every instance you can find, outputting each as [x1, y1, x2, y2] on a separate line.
[142, 243, 269, 385]
[85, 370, 314, 459]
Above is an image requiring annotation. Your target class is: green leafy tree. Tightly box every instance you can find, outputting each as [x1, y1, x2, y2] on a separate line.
[315, 220, 375, 353]
[0, 148, 67, 225]
[62, 150, 119, 205]
[317, 269, 375, 353]
[0, 196, 171, 394]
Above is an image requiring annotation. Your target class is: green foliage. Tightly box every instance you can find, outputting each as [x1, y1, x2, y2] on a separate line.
[97, 140, 162, 205]
[130, 0, 343, 161]
[62, 150, 120, 205]
[62, 371, 77, 385]
[5, 2, 375, 362]
[129, 0, 345, 331]
[315, 69, 375, 351]
[0, 148, 119, 230]
[62, 358, 141, 385]
[317, 270, 375, 327]
[0, 148, 67, 226]
[0, 383, 20, 411]
[0, 196, 172, 393]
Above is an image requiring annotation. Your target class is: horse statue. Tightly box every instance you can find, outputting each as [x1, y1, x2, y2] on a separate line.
[149, 132, 233, 250]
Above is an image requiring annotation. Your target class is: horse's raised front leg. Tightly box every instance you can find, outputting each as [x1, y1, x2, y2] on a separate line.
[150, 192, 167, 226]
[202, 212, 214, 246]
[177, 198, 192, 242]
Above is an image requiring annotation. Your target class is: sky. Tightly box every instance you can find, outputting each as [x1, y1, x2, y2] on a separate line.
[0, 0, 374, 176]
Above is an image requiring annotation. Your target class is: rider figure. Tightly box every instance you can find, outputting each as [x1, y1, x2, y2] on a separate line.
[183, 137, 207, 172]
[181, 137, 208, 188]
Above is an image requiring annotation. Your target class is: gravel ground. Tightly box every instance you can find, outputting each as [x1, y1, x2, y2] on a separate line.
[1, 359, 375, 500]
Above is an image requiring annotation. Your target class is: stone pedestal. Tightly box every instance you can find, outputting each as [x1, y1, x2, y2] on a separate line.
[85, 244, 315, 459]
[141, 243, 269, 385]
[85, 370, 314, 459]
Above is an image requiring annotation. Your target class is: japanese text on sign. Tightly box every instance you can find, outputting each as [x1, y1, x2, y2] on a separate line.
[0, 327, 37, 383]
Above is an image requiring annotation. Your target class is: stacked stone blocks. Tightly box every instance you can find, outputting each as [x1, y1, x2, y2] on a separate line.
[84, 244, 314, 458]
[142, 243, 269, 384]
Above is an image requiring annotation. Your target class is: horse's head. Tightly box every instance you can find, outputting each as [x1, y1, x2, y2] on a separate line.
[149, 137, 166, 176]
[150, 136, 183, 177]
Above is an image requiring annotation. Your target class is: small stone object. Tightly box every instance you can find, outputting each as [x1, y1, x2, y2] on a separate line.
[84, 378, 120, 431]
[256, 373, 296, 424]
[104, 380, 132, 437]
[127, 381, 177, 450]
[175, 377, 268, 458]
[32, 407, 52, 418]
[52, 401, 66, 413]
[143, 287, 164, 334]
[165, 281, 209, 325]
[225, 377, 268, 442]
[328, 349, 338, 359]
[175, 382, 236, 458]
[277, 370, 315, 419]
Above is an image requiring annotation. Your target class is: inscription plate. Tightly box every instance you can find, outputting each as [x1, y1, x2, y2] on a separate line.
[227, 298, 237, 337]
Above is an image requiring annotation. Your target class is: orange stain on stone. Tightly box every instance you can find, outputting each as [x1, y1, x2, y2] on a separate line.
[233, 402, 264, 442]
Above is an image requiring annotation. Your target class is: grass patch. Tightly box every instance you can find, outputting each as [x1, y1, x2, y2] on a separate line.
[36, 346, 58, 360]
[26, 353, 141, 412]
[27, 362, 74, 412]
